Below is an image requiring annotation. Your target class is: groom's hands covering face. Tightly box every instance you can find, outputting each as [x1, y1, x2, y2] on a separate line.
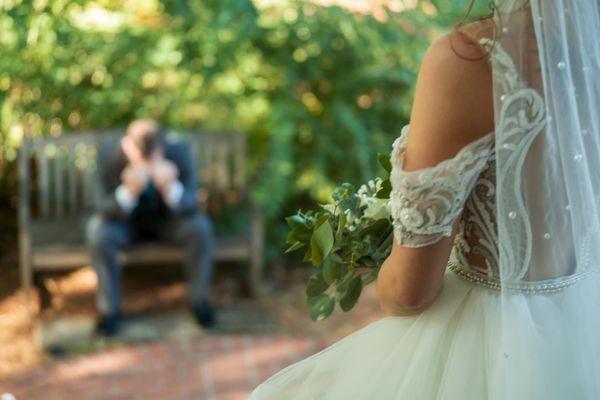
[120, 135, 179, 200]
[121, 164, 150, 197]
[151, 159, 179, 195]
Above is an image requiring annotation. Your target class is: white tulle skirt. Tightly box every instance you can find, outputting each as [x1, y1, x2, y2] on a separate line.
[249, 271, 600, 400]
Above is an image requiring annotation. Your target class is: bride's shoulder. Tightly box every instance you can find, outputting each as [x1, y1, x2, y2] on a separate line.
[421, 18, 493, 73]
[420, 29, 490, 88]
[405, 27, 494, 170]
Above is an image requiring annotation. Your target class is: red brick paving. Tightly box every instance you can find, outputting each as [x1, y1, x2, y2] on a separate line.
[0, 335, 331, 400]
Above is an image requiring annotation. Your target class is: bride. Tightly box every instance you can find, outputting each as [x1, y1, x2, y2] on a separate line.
[251, 0, 600, 398]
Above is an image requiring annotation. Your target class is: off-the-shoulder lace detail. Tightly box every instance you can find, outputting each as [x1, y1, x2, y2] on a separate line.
[385, 38, 581, 294]
[389, 124, 494, 247]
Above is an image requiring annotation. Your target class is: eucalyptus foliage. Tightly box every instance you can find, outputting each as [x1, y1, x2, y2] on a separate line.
[286, 153, 395, 321]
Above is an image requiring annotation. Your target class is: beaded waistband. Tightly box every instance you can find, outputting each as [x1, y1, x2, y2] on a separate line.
[448, 260, 596, 294]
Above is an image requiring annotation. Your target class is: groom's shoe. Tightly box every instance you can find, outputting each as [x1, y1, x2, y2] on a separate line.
[193, 300, 217, 329]
[95, 313, 121, 337]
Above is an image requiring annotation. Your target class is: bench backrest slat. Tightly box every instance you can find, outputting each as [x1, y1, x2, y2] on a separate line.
[82, 143, 99, 212]
[54, 145, 64, 218]
[234, 136, 246, 189]
[36, 147, 50, 218]
[68, 149, 77, 215]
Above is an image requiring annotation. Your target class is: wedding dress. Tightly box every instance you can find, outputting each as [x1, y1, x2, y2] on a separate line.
[250, 1, 600, 398]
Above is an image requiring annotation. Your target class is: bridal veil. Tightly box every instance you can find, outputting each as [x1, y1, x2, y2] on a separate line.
[493, 0, 600, 396]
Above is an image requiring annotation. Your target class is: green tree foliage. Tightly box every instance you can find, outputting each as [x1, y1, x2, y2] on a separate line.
[0, 0, 476, 259]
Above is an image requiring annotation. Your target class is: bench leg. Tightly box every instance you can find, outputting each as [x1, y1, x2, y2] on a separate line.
[34, 273, 52, 311]
[19, 230, 34, 319]
[249, 201, 265, 297]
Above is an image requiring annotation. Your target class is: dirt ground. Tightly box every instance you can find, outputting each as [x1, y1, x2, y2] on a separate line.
[0, 252, 384, 380]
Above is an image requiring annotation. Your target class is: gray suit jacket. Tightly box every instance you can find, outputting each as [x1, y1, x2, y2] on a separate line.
[95, 137, 199, 220]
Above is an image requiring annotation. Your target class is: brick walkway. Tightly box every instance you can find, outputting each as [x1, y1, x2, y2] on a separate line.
[1, 335, 331, 400]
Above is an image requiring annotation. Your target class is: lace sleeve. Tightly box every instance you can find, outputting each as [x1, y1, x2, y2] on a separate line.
[390, 125, 494, 247]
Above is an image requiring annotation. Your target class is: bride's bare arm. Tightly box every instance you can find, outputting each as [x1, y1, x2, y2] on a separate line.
[377, 30, 494, 316]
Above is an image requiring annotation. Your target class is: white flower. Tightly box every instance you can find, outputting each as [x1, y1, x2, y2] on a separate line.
[346, 211, 356, 225]
[363, 198, 391, 220]
[357, 178, 385, 208]
[322, 203, 339, 215]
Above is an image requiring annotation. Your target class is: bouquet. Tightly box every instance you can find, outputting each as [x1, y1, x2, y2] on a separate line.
[285, 153, 395, 321]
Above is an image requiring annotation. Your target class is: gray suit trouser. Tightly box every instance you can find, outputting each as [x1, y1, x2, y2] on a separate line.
[85, 213, 215, 316]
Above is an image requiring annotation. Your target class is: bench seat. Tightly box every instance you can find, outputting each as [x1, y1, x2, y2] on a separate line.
[30, 236, 253, 270]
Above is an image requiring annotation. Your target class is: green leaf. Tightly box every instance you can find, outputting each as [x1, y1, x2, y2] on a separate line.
[310, 220, 334, 266]
[336, 271, 354, 293]
[375, 179, 392, 199]
[339, 276, 362, 312]
[286, 230, 297, 244]
[306, 273, 330, 297]
[356, 256, 376, 268]
[287, 224, 313, 244]
[377, 152, 392, 173]
[303, 247, 312, 263]
[315, 213, 329, 227]
[286, 214, 306, 229]
[307, 294, 335, 321]
[358, 218, 390, 238]
[376, 227, 394, 253]
[330, 253, 344, 264]
[361, 270, 378, 286]
[336, 211, 346, 238]
[285, 241, 306, 253]
[322, 257, 341, 284]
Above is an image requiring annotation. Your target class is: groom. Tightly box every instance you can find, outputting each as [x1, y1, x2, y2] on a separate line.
[86, 119, 216, 336]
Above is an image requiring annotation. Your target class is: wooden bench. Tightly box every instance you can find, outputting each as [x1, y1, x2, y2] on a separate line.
[18, 130, 264, 314]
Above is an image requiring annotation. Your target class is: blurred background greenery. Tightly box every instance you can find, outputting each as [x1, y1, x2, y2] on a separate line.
[0, 0, 488, 263]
